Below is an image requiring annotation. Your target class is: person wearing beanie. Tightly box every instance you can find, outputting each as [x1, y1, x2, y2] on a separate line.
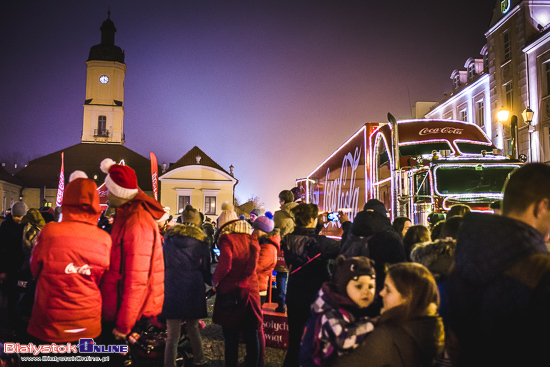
[0, 200, 28, 336]
[363, 199, 388, 217]
[162, 204, 212, 367]
[217, 201, 238, 229]
[26, 171, 112, 344]
[339, 207, 405, 316]
[252, 212, 280, 366]
[249, 208, 262, 224]
[98, 158, 167, 347]
[300, 255, 376, 367]
[11, 201, 28, 220]
[212, 202, 262, 367]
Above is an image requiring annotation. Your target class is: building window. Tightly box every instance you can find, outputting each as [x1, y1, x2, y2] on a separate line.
[544, 62, 550, 96]
[459, 108, 468, 122]
[505, 82, 513, 110]
[176, 188, 194, 214]
[503, 31, 512, 62]
[468, 63, 475, 80]
[476, 99, 485, 128]
[98, 116, 106, 135]
[205, 196, 216, 215]
[178, 196, 190, 212]
[453, 75, 461, 90]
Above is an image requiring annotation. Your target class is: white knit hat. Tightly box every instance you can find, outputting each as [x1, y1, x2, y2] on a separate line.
[217, 201, 238, 228]
[100, 158, 139, 199]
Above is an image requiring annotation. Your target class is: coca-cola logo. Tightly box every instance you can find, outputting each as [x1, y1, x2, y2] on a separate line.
[419, 127, 463, 135]
[65, 263, 92, 275]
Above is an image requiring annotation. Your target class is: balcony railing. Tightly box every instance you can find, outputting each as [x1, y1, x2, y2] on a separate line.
[94, 129, 109, 137]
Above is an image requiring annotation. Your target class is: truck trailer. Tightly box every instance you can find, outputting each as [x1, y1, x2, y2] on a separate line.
[297, 117, 522, 237]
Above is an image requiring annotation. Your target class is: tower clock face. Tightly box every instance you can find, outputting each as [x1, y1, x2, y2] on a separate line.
[99, 75, 109, 84]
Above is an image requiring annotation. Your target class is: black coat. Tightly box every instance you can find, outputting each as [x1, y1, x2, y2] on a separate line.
[0, 214, 25, 276]
[447, 212, 550, 367]
[341, 211, 405, 293]
[162, 224, 212, 320]
[282, 227, 343, 309]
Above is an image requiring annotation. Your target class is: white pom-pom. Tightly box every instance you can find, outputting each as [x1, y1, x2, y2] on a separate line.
[221, 201, 234, 211]
[69, 170, 88, 182]
[100, 158, 116, 174]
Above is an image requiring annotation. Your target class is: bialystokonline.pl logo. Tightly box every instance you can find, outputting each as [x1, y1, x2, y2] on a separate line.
[3, 338, 128, 363]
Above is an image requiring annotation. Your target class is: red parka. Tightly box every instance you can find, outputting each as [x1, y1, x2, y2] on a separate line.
[212, 219, 262, 329]
[257, 230, 281, 293]
[100, 190, 166, 335]
[27, 177, 112, 342]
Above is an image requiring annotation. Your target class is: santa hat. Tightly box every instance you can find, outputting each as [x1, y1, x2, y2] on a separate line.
[217, 201, 238, 228]
[100, 158, 139, 199]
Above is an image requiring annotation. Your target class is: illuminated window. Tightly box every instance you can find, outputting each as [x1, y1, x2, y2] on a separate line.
[176, 188, 193, 213]
[205, 196, 216, 215]
[178, 196, 190, 212]
[202, 189, 220, 215]
[503, 31, 512, 62]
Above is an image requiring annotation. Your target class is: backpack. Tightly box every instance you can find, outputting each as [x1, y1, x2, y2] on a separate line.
[284, 234, 321, 274]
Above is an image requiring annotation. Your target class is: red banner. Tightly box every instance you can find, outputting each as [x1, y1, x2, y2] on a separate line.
[55, 152, 65, 207]
[150, 152, 158, 201]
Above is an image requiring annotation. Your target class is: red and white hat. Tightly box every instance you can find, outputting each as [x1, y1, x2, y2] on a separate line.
[100, 158, 139, 199]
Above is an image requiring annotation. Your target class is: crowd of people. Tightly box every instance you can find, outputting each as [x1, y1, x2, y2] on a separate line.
[1, 162, 550, 367]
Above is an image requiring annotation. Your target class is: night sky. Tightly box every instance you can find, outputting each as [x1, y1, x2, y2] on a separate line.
[1, 0, 496, 211]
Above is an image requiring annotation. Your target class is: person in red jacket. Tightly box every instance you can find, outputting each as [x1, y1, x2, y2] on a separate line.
[212, 202, 262, 367]
[99, 158, 167, 344]
[27, 171, 112, 343]
[253, 212, 280, 367]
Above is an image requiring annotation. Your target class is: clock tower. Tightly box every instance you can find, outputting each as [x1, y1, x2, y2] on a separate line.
[81, 12, 126, 145]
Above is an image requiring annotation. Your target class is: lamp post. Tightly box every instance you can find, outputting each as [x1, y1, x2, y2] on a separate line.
[522, 107, 535, 161]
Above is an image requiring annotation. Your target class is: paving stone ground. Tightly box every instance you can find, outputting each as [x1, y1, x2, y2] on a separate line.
[202, 290, 287, 367]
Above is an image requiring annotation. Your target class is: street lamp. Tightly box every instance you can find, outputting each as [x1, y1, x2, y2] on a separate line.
[497, 107, 510, 123]
[522, 107, 535, 133]
[522, 107, 536, 161]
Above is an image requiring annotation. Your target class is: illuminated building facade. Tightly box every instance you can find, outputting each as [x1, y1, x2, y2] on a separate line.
[425, 0, 550, 162]
[159, 146, 237, 220]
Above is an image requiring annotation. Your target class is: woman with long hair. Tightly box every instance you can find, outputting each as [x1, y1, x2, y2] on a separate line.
[332, 262, 445, 367]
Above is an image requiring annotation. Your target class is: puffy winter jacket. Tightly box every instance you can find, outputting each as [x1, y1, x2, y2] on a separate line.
[257, 230, 281, 293]
[27, 177, 112, 342]
[100, 190, 166, 335]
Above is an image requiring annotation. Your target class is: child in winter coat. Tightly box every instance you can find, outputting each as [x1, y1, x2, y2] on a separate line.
[299, 255, 377, 367]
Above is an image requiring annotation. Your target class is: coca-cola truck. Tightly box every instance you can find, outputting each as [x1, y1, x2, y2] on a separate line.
[298, 117, 522, 237]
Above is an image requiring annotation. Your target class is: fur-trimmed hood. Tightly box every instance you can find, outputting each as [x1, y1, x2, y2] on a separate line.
[165, 223, 207, 242]
[410, 238, 456, 277]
